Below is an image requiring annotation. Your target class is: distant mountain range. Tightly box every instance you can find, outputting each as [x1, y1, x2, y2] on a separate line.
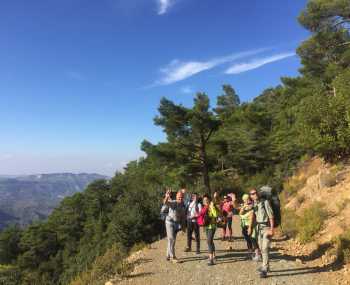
[0, 173, 108, 230]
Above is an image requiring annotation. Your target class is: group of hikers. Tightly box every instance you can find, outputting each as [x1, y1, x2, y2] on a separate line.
[161, 186, 277, 278]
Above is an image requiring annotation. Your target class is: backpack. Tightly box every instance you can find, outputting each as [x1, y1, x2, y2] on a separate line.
[197, 206, 210, 227]
[259, 186, 281, 228]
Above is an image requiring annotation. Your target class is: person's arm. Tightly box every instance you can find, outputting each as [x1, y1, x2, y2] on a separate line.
[248, 211, 255, 236]
[265, 200, 275, 236]
[163, 190, 171, 205]
[239, 204, 246, 215]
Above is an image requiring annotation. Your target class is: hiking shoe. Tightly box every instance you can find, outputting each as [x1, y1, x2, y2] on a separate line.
[259, 270, 267, 278]
[252, 254, 262, 262]
[171, 257, 180, 264]
[207, 259, 215, 266]
[258, 266, 270, 273]
[184, 247, 191, 252]
[196, 250, 201, 254]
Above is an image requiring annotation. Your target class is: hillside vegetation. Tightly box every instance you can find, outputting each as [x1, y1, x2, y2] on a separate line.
[0, 0, 350, 284]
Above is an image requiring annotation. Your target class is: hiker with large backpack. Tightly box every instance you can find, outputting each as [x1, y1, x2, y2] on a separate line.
[163, 190, 187, 263]
[184, 193, 202, 254]
[249, 186, 278, 278]
[197, 194, 219, 266]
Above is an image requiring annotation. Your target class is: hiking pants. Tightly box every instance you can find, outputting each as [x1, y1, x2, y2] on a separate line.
[206, 228, 216, 254]
[242, 226, 258, 250]
[257, 224, 271, 271]
[165, 221, 178, 258]
[187, 219, 200, 251]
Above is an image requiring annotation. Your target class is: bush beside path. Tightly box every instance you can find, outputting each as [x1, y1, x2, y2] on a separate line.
[107, 217, 336, 285]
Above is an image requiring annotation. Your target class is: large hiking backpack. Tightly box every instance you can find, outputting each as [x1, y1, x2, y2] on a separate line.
[259, 186, 281, 228]
[197, 206, 210, 227]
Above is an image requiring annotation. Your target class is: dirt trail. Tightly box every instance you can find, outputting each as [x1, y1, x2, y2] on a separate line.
[110, 217, 336, 285]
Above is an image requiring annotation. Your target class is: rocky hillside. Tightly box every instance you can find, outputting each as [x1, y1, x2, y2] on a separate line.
[0, 173, 108, 229]
[280, 157, 350, 284]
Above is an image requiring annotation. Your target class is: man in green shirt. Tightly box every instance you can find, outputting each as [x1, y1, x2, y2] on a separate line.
[249, 188, 274, 278]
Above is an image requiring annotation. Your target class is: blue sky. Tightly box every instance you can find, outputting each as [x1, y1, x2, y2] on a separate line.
[0, 0, 308, 176]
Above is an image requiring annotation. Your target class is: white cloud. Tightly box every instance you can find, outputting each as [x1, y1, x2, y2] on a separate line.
[225, 52, 295, 74]
[155, 48, 268, 86]
[157, 0, 175, 15]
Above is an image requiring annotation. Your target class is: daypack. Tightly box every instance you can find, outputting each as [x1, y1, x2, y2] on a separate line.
[197, 206, 210, 227]
[259, 186, 281, 228]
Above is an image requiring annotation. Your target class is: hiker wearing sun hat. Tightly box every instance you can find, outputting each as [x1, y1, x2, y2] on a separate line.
[239, 193, 259, 259]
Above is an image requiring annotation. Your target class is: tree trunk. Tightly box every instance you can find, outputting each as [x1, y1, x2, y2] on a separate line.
[200, 142, 211, 196]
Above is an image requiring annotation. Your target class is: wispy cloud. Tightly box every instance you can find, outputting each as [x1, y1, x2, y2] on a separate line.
[155, 48, 268, 86]
[66, 71, 85, 81]
[225, 52, 295, 74]
[157, 0, 176, 15]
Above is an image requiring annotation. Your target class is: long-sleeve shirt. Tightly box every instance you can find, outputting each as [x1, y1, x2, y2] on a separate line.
[164, 200, 186, 224]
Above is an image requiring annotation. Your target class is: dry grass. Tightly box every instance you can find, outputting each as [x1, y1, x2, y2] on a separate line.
[296, 202, 327, 244]
[69, 244, 131, 285]
[334, 228, 350, 265]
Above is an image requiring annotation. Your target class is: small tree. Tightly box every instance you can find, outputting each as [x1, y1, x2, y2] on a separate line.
[154, 93, 220, 195]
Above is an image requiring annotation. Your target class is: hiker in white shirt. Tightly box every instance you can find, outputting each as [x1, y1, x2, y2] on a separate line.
[184, 193, 202, 254]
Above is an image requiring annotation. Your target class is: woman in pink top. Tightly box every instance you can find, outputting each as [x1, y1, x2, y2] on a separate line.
[221, 195, 233, 241]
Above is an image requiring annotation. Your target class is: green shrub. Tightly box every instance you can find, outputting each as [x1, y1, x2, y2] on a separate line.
[0, 265, 21, 285]
[296, 202, 327, 243]
[281, 209, 299, 238]
[129, 242, 147, 254]
[283, 177, 306, 199]
[334, 229, 350, 265]
[69, 244, 130, 285]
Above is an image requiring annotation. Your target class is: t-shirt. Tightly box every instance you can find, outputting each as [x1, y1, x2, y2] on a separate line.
[240, 205, 253, 227]
[253, 199, 274, 224]
[187, 201, 202, 221]
[222, 201, 233, 218]
[206, 204, 219, 230]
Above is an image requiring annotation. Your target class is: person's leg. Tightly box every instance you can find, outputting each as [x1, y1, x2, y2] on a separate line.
[254, 225, 263, 262]
[222, 225, 226, 240]
[194, 222, 200, 253]
[261, 227, 271, 272]
[227, 218, 233, 240]
[242, 226, 252, 251]
[186, 219, 193, 250]
[165, 222, 173, 259]
[206, 228, 211, 256]
[172, 225, 178, 259]
[206, 228, 215, 265]
[212, 228, 216, 255]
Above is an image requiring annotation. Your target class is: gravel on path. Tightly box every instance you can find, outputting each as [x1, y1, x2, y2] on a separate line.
[111, 216, 335, 285]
